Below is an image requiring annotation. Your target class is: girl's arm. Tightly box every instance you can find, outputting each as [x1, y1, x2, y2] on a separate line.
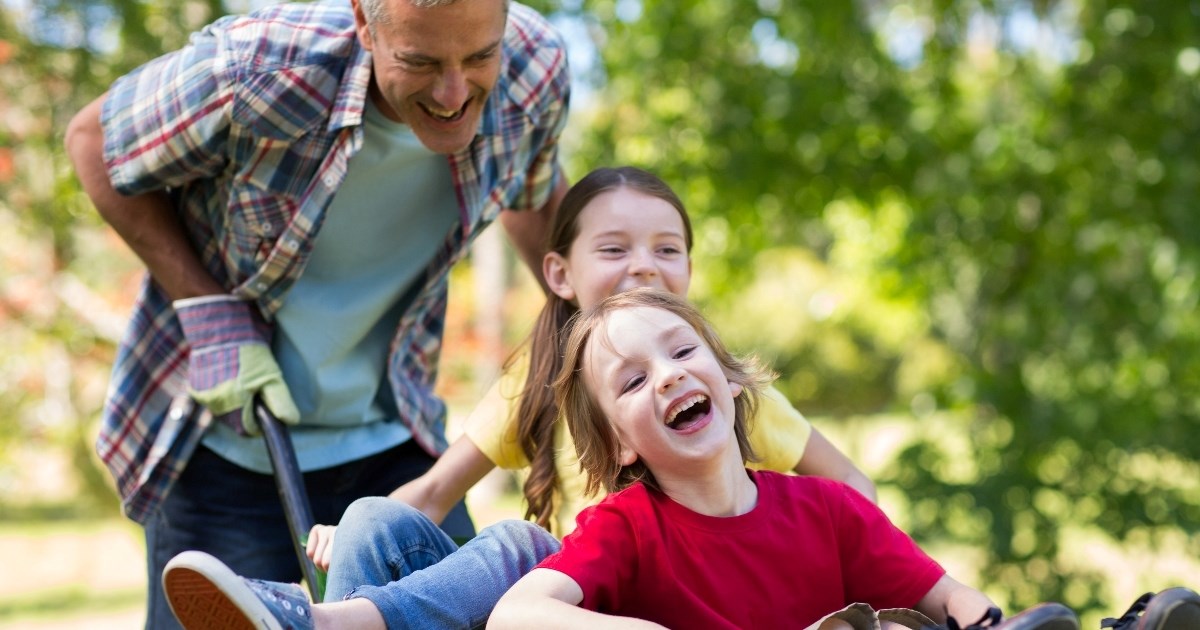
[389, 371, 517, 522]
[794, 428, 878, 503]
[488, 569, 668, 630]
[388, 435, 497, 524]
[308, 408, 501, 570]
[913, 574, 997, 626]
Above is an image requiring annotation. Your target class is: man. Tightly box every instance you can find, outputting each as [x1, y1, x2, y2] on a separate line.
[63, 0, 569, 626]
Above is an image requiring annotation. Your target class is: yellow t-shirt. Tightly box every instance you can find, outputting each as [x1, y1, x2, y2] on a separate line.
[464, 352, 812, 533]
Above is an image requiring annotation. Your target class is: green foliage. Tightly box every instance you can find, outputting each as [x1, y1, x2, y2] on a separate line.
[0, 0, 236, 519]
[4, 0, 1198, 615]
[559, 0, 1200, 614]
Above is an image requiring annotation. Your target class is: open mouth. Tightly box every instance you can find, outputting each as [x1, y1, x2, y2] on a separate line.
[420, 101, 468, 123]
[665, 394, 711, 431]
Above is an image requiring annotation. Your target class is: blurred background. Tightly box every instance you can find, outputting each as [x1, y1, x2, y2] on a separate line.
[1, 0, 1198, 627]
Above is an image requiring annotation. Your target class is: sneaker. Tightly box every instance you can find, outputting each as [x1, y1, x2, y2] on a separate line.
[929, 603, 1079, 630]
[1102, 587, 1200, 630]
[162, 550, 314, 630]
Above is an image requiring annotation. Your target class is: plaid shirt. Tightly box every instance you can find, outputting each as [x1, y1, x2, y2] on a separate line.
[97, 0, 569, 524]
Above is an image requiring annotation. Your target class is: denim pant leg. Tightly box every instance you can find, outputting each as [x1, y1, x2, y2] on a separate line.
[145, 447, 304, 630]
[328, 498, 560, 630]
[145, 442, 474, 630]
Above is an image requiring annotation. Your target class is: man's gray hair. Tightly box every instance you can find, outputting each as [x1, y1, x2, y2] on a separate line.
[359, 0, 468, 26]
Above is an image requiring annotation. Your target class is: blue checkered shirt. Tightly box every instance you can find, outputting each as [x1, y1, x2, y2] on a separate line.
[97, 0, 569, 523]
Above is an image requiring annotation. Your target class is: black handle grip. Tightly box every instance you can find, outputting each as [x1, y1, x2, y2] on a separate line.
[255, 397, 324, 602]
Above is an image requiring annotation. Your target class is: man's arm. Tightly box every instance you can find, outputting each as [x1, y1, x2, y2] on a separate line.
[499, 175, 568, 293]
[487, 568, 667, 630]
[64, 93, 223, 300]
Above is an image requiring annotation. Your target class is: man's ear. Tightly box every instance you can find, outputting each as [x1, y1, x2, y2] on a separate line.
[543, 252, 576, 302]
[350, 0, 374, 51]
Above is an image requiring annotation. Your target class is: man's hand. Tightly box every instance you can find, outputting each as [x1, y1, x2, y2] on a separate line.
[174, 295, 300, 435]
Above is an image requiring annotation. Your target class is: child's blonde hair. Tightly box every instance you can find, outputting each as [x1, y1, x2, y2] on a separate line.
[554, 288, 770, 496]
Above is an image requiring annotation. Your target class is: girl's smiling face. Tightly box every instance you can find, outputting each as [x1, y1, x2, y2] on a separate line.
[583, 305, 742, 472]
[544, 187, 692, 310]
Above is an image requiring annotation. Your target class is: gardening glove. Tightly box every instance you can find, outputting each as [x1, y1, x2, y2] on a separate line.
[174, 294, 300, 436]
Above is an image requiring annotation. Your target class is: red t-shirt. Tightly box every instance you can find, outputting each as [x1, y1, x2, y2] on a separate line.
[538, 471, 945, 629]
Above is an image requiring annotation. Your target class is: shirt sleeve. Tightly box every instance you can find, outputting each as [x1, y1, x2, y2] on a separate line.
[505, 12, 570, 213]
[537, 498, 639, 612]
[464, 353, 531, 470]
[830, 482, 945, 608]
[746, 384, 813, 472]
[101, 17, 237, 195]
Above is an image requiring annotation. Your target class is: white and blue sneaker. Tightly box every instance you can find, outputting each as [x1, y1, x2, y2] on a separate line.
[162, 550, 314, 630]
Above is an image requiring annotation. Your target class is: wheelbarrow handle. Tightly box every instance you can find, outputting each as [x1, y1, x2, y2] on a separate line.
[254, 396, 324, 602]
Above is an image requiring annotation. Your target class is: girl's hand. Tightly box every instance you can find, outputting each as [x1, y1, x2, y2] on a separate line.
[305, 524, 337, 571]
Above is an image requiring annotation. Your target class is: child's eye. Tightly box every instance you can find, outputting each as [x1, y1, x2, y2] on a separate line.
[621, 374, 645, 394]
[673, 345, 697, 360]
[658, 246, 683, 255]
[599, 246, 626, 255]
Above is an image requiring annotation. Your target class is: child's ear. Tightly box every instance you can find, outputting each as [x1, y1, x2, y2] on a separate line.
[543, 252, 577, 302]
[728, 381, 743, 399]
[618, 442, 638, 467]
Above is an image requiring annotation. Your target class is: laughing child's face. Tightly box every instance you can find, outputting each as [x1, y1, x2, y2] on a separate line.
[582, 305, 743, 475]
[545, 187, 692, 311]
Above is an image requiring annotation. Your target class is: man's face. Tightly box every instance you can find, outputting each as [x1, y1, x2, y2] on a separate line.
[353, 0, 507, 154]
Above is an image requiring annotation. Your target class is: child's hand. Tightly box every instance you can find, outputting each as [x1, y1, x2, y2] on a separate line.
[305, 524, 337, 571]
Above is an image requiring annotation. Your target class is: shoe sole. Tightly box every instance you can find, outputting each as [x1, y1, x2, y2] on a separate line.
[162, 550, 283, 630]
[1143, 587, 1200, 630]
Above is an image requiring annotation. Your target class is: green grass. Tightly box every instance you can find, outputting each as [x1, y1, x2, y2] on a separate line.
[0, 586, 142, 621]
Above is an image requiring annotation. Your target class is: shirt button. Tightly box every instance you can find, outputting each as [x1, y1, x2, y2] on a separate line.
[261, 220, 272, 232]
[255, 281, 268, 291]
[283, 239, 299, 252]
[324, 175, 336, 188]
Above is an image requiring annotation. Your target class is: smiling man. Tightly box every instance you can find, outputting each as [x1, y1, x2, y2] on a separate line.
[63, 0, 569, 627]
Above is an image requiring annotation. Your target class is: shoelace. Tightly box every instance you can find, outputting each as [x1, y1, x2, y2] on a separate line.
[938, 606, 1005, 630]
[1101, 592, 1154, 629]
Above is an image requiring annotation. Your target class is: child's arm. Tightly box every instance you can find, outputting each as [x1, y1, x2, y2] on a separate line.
[913, 574, 997, 626]
[387, 435, 497, 524]
[794, 428, 878, 503]
[488, 568, 668, 630]
[304, 437, 495, 570]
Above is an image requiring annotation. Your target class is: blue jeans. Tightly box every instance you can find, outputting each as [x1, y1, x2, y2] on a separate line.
[145, 442, 474, 630]
[328, 497, 561, 629]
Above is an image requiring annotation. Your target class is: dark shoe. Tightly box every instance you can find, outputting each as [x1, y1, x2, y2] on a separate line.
[1102, 587, 1200, 630]
[162, 550, 314, 630]
[929, 603, 1079, 630]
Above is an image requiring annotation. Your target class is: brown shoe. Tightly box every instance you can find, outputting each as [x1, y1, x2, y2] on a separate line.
[1102, 588, 1200, 630]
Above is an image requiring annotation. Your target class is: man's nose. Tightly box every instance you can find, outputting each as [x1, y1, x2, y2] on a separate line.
[432, 68, 469, 112]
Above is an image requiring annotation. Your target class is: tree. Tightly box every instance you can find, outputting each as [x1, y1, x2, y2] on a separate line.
[544, 0, 1200, 614]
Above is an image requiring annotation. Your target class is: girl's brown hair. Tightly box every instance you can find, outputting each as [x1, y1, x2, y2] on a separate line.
[553, 288, 768, 497]
[515, 167, 693, 530]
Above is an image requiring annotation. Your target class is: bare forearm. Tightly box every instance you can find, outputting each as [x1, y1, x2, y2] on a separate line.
[489, 596, 666, 630]
[387, 436, 496, 524]
[65, 94, 222, 300]
[500, 177, 568, 293]
[794, 429, 878, 503]
[916, 575, 996, 626]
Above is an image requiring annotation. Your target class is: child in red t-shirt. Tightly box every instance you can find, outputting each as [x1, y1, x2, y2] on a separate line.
[488, 289, 1073, 630]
